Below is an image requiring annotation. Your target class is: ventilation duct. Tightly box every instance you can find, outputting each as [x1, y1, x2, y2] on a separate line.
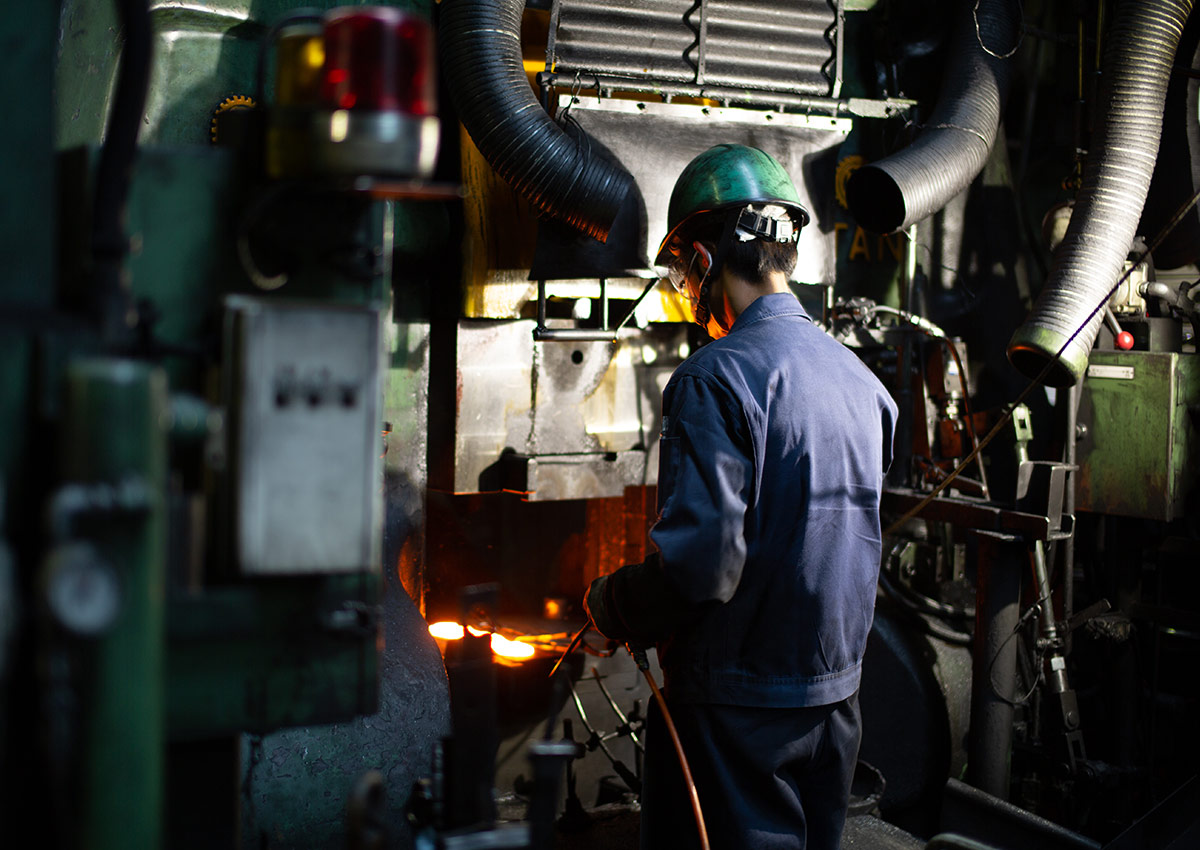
[1008, 0, 1193, 386]
[438, 0, 633, 242]
[845, 0, 1021, 234]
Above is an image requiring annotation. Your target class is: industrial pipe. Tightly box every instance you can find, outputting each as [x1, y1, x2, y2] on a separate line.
[845, 0, 1021, 234]
[1008, 0, 1194, 387]
[437, 0, 633, 242]
[968, 531, 1023, 800]
[91, 0, 153, 340]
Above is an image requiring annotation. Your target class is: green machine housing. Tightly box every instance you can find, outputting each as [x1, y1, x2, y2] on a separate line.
[1076, 350, 1200, 521]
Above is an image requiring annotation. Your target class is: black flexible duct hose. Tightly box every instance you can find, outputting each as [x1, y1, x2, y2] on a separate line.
[91, 0, 153, 339]
[438, 0, 633, 243]
[846, 0, 1021, 234]
[1008, 0, 1194, 387]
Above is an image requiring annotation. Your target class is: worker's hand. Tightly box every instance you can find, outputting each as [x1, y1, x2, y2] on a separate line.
[584, 574, 629, 643]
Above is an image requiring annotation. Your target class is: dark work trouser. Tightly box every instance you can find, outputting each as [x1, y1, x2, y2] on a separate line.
[640, 692, 861, 850]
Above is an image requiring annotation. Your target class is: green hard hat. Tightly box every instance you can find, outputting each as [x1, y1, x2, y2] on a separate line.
[656, 144, 810, 264]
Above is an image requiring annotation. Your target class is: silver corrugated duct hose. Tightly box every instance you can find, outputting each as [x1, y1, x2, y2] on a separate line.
[1008, 0, 1194, 387]
[438, 0, 633, 242]
[845, 0, 1022, 234]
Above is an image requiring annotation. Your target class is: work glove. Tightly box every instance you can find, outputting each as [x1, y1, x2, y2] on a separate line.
[585, 554, 696, 646]
[583, 573, 630, 643]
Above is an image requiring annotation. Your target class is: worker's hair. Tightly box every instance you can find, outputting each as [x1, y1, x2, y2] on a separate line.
[685, 210, 799, 284]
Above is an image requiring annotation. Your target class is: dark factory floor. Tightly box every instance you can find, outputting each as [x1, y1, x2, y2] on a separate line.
[523, 806, 927, 850]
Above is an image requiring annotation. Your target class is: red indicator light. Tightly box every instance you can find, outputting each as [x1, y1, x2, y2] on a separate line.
[320, 7, 437, 115]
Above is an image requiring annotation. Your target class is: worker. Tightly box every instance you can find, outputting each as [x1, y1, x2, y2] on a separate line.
[583, 144, 897, 850]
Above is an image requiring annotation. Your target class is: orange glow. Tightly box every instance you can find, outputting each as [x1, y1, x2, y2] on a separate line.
[427, 621, 536, 660]
[429, 621, 464, 640]
[490, 633, 535, 659]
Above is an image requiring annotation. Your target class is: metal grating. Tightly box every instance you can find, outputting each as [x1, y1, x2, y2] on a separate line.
[547, 0, 841, 101]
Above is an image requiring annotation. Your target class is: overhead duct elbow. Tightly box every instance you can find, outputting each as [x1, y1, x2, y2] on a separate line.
[846, 0, 1021, 234]
[438, 0, 632, 243]
[1008, 0, 1193, 387]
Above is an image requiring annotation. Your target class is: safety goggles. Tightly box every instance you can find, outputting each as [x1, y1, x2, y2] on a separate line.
[661, 246, 703, 296]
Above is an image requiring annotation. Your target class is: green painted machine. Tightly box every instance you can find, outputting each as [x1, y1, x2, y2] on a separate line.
[2, 1, 450, 846]
[4, 1, 1200, 849]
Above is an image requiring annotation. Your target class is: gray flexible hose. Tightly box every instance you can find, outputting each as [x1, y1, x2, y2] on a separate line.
[846, 0, 1022, 234]
[1008, 0, 1194, 386]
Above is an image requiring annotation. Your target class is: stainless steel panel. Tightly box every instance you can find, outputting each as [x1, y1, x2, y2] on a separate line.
[557, 98, 849, 284]
[225, 297, 383, 573]
[453, 320, 685, 499]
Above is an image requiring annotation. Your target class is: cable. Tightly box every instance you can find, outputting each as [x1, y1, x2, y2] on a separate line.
[91, 0, 153, 340]
[844, 304, 992, 497]
[629, 646, 710, 850]
[884, 184, 1200, 537]
[986, 593, 1047, 707]
[943, 337, 990, 500]
[877, 569, 974, 646]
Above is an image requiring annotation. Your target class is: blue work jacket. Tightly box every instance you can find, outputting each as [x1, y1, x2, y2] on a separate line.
[650, 292, 897, 708]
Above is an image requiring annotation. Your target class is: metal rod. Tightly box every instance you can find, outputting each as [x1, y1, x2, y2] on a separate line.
[548, 622, 589, 679]
[569, 682, 641, 792]
[533, 328, 621, 342]
[832, 0, 845, 98]
[1064, 378, 1080, 653]
[591, 668, 643, 750]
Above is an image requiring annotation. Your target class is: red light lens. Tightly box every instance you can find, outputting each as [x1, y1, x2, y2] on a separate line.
[321, 7, 437, 115]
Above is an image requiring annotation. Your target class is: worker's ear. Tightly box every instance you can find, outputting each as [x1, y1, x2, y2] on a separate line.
[692, 241, 712, 273]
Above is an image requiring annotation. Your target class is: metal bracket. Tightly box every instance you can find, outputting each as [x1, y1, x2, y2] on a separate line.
[533, 277, 659, 342]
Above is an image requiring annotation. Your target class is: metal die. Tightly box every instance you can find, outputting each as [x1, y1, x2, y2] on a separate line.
[446, 320, 683, 500]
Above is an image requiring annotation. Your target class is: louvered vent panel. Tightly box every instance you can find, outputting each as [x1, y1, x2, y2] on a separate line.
[550, 0, 837, 97]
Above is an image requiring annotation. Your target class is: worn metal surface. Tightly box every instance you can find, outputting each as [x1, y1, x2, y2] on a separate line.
[449, 319, 685, 499]
[548, 98, 848, 283]
[224, 297, 383, 574]
[167, 575, 380, 738]
[239, 573, 449, 850]
[881, 488, 1069, 542]
[941, 777, 1102, 850]
[384, 321, 432, 608]
[1075, 350, 1199, 521]
[549, 0, 839, 98]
